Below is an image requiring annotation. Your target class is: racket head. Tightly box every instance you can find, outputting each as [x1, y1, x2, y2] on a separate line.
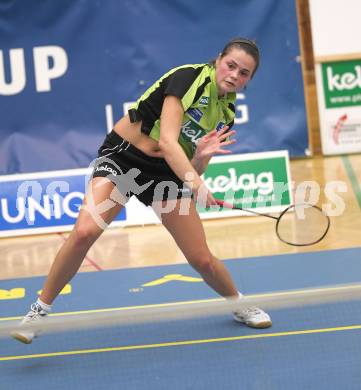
[276, 203, 331, 246]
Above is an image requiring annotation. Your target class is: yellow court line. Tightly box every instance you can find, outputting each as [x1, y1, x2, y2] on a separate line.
[2, 284, 361, 322]
[1, 324, 361, 362]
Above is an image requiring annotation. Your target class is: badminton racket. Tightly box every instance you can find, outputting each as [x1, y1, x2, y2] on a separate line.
[216, 200, 330, 247]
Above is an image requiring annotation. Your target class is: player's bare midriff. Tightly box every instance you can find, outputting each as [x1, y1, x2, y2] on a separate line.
[114, 115, 164, 158]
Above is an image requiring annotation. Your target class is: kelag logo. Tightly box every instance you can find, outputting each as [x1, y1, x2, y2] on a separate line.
[322, 60, 361, 108]
[179, 119, 207, 158]
[202, 152, 291, 209]
[180, 120, 206, 145]
[0, 169, 126, 237]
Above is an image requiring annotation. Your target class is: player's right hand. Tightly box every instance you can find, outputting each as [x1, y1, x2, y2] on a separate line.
[193, 183, 218, 208]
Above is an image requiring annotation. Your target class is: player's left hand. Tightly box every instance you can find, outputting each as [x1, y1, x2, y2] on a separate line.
[194, 126, 236, 160]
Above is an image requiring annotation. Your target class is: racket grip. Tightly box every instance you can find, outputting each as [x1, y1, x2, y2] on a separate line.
[215, 199, 234, 209]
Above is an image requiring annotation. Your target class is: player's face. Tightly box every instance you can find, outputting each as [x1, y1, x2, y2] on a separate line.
[215, 48, 256, 95]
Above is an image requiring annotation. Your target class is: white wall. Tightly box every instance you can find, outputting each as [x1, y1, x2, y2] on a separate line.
[309, 0, 361, 57]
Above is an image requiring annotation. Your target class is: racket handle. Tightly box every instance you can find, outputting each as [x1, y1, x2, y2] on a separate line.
[215, 199, 234, 209]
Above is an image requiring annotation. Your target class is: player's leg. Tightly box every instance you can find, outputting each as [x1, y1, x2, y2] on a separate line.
[154, 199, 238, 297]
[12, 177, 124, 343]
[40, 177, 124, 304]
[153, 198, 272, 328]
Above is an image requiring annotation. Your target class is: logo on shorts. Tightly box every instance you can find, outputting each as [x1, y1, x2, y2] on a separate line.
[187, 108, 203, 122]
[199, 96, 209, 106]
[95, 164, 118, 176]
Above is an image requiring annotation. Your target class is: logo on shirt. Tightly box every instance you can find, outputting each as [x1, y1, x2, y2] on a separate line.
[216, 122, 226, 131]
[180, 120, 206, 150]
[187, 108, 203, 122]
[199, 96, 209, 106]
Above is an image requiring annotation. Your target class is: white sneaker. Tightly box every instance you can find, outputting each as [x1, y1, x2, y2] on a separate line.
[233, 307, 272, 329]
[11, 303, 48, 344]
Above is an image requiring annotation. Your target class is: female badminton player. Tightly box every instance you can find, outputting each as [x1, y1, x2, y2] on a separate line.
[12, 37, 271, 344]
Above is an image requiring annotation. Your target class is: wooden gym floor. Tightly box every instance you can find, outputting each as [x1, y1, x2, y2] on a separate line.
[0, 154, 360, 281]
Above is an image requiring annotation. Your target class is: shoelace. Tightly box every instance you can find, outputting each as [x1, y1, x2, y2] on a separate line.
[24, 304, 46, 322]
[235, 307, 263, 317]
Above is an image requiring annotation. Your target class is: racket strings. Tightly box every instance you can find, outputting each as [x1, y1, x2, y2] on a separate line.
[216, 199, 331, 247]
[276, 204, 330, 246]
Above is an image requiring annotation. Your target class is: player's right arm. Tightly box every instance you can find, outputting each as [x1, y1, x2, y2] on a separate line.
[158, 95, 216, 206]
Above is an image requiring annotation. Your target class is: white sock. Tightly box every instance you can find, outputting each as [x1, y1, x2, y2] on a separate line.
[226, 292, 244, 314]
[36, 298, 52, 313]
[226, 292, 243, 301]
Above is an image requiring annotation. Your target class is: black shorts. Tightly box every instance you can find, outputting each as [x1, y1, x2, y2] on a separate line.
[91, 130, 192, 206]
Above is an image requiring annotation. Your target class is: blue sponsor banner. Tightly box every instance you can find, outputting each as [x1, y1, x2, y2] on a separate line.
[0, 170, 126, 237]
[0, 0, 307, 177]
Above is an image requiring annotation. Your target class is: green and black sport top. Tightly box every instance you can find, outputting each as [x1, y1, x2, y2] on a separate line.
[131, 64, 236, 159]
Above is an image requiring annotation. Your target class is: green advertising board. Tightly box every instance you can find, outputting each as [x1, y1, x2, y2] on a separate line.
[322, 60, 361, 109]
[199, 151, 292, 216]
